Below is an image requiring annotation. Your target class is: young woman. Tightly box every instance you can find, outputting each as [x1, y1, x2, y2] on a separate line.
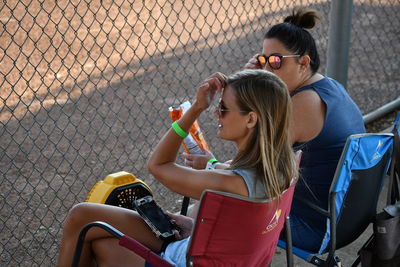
[184, 9, 366, 252]
[56, 69, 296, 266]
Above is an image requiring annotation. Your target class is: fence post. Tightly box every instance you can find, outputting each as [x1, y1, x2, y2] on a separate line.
[326, 0, 354, 88]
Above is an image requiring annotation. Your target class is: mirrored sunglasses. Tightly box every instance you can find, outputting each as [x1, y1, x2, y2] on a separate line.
[257, 54, 300, 70]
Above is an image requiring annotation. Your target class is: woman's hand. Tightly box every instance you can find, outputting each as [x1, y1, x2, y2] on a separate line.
[192, 72, 226, 112]
[183, 150, 215, 170]
[244, 54, 262, 69]
[166, 212, 194, 240]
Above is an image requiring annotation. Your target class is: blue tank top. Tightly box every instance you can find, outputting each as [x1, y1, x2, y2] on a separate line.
[291, 76, 365, 230]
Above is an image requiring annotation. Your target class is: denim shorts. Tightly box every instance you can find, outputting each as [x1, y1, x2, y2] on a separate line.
[145, 238, 189, 267]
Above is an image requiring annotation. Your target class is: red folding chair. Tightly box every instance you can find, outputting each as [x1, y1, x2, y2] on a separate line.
[186, 185, 296, 266]
[72, 181, 297, 266]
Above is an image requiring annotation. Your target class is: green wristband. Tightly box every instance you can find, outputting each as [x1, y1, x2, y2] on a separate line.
[206, 157, 219, 170]
[207, 158, 218, 164]
[171, 121, 189, 138]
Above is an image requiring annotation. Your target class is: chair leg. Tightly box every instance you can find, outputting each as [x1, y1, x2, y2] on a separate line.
[351, 234, 374, 267]
[324, 255, 342, 267]
[285, 216, 294, 267]
[180, 196, 190, 215]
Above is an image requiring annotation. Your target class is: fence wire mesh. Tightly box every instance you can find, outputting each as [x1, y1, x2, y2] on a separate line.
[0, 0, 399, 265]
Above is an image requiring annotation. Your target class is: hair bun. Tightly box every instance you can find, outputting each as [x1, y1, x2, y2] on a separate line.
[283, 8, 321, 29]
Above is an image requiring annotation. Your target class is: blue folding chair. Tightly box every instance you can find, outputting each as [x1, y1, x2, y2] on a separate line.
[278, 132, 395, 266]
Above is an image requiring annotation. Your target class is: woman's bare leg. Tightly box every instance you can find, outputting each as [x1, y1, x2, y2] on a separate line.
[92, 237, 146, 267]
[57, 202, 163, 267]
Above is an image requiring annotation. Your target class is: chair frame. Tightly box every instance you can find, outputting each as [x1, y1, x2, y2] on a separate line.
[71, 221, 174, 267]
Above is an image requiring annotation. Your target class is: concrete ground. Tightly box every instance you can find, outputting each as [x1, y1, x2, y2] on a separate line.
[271, 175, 390, 266]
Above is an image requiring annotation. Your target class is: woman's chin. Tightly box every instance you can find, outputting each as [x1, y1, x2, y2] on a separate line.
[217, 125, 225, 139]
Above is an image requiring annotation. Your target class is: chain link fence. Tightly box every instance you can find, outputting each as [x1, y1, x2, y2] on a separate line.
[0, 0, 398, 265]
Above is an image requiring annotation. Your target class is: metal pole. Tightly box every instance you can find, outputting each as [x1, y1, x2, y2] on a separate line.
[363, 97, 400, 124]
[326, 0, 354, 88]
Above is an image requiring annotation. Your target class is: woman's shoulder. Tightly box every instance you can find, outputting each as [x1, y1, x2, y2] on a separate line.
[305, 75, 348, 96]
[206, 168, 251, 197]
[231, 168, 267, 199]
[291, 80, 326, 143]
[291, 75, 326, 101]
[230, 168, 260, 187]
[231, 167, 257, 177]
[292, 74, 326, 93]
[291, 87, 324, 118]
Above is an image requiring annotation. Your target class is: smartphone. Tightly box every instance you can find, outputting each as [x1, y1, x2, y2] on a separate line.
[133, 196, 178, 241]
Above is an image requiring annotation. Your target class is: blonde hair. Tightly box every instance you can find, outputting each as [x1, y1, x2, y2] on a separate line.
[227, 69, 296, 199]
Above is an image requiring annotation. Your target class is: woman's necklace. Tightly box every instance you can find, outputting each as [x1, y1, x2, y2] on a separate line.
[290, 73, 315, 97]
[298, 73, 315, 89]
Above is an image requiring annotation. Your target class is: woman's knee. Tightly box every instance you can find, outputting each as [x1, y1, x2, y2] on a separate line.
[63, 203, 92, 232]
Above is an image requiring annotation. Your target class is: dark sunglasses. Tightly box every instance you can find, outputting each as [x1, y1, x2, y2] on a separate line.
[257, 54, 300, 70]
[215, 102, 249, 117]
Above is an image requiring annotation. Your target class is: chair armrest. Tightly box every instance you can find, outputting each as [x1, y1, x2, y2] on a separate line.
[294, 195, 330, 218]
[72, 221, 174, 267]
